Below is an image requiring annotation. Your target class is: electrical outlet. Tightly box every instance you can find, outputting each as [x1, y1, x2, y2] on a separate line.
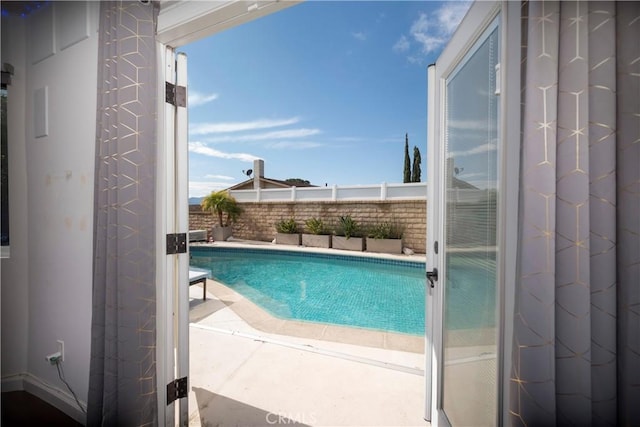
[57, 340, 64, 362]
[45, 352, 62, 364]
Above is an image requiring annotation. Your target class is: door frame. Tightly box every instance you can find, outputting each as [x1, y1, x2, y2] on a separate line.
[497, 1, 522, 424]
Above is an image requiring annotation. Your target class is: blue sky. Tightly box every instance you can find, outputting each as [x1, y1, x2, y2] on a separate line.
[183, 1, 471, 198]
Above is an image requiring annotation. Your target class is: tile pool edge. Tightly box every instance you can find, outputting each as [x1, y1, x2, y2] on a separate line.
[190, 241, 427, 265]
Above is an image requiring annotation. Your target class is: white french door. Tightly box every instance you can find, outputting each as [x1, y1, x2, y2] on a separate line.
[426, 2, 502, 425]
[154, 3, 298, 425]
[158, 46, 190, 426]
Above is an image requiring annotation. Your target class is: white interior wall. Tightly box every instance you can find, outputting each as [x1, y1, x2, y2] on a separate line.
[0, 0, 298, 422]
[1, 2, 98, 418]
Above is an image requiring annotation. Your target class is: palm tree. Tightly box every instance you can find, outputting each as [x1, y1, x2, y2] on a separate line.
[224, 199, 242, 226]
[201, 190, 241, 227]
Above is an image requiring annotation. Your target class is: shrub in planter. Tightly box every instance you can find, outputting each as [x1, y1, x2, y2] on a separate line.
[366, 222, 404, 254]
[305, 217, 326, 235]
[302, 217, 331, 248]
[332, 215, 364, 251]
[274, 218, 301, 245]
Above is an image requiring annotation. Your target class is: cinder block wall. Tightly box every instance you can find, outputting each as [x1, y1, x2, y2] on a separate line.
[190, 200, 427, 253]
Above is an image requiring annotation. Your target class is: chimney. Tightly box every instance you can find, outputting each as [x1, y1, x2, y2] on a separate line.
[253, 159, 264, 189]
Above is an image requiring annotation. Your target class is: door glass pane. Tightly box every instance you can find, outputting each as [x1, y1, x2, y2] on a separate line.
[442, 21, 499, 427]
[1, 85, 9, 250]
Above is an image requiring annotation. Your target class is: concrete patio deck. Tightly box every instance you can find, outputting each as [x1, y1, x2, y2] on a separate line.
[187, 271, 429, 427]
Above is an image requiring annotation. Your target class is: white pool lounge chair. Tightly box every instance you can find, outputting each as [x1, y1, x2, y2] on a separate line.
[189, 269, 208, 300]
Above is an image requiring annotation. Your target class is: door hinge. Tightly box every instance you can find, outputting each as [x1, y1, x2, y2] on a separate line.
[167, 376, 188, 405]
[165, 81, 187, 107]
[166, 233, 187, 255]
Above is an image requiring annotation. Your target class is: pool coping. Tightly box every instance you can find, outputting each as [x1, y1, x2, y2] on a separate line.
[199, 278, 425, 354]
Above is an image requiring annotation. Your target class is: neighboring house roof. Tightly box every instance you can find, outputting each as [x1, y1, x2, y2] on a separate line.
[451, 176, 479, 190]
[226, 177, 316, 191]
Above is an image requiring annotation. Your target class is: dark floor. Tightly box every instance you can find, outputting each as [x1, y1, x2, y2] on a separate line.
[1, 391, 83, 426]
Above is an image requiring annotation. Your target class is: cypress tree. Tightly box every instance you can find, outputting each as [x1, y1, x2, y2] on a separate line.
[412, 146, 422, 182]
[403, 133, 411, 183]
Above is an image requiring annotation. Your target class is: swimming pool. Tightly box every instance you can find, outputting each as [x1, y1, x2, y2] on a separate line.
[190, 247, 426, 335]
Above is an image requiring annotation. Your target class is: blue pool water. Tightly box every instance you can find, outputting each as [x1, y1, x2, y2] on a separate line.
[445, 255, 497, 330]
[190, 247, 426, 335]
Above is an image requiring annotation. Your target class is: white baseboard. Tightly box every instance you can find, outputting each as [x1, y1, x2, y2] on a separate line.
[1, 374, 25, 392]
[2, 372, 87, 425]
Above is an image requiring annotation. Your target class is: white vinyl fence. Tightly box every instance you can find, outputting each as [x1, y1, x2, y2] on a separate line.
[230, 182, 427, 202]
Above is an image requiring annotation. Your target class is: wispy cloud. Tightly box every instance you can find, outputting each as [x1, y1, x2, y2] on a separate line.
[190, 117, 300, 135]
[267, 141, 323, 150]
[449, 142, 497, 157]
[449, 119, 489, 131]
[393, 2, 471, 63]
[243, 128, 321, 141]
[333, 136, 365, 143]
[188, 90, 219, 107]
[436, 2, 471, 35]
[410, 13, 446, 54]
[331, 136, 399, 145]
[352, 31, 367, 41]
[407, 55, 423, 65]
[202, 128, 321, 143]
[190, 181, 238, 197]
[188, 141, 261, 162]
[392, 35, 410, 53]
[204, 174, 235, 180]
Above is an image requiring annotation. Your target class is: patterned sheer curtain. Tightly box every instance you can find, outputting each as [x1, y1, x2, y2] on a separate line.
[88, 1, 159, 425]
[510, 1, 639, 426]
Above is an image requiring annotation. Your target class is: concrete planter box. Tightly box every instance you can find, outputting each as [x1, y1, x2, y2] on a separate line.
[212, 226, 232, 242]
[275, 233, 301, 246]
[332, 236, 364, 251]
[366, 237, 403, 254]
[302, 234, 332, 248]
